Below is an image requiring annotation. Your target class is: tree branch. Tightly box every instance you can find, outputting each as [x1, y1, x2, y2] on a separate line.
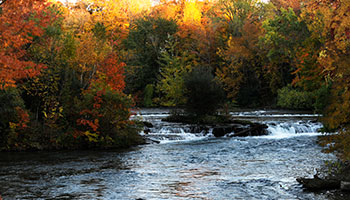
[0, 0, 7, 6]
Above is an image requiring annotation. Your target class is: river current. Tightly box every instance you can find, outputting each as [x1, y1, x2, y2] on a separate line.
[0, 109, 347, 199]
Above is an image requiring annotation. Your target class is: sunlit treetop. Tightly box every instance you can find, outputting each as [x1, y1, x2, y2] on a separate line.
[88, 0, 152, 31]
[183, 0, 202, 24]
[270, 0, 302, 14]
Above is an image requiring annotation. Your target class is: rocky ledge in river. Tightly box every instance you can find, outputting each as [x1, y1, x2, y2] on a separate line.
[211, 123, 268, 137]
[158, 114, 269, 137]
[297, 162, 350, 192]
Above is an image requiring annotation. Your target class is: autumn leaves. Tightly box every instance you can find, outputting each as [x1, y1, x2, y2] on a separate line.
[1, 0, 350, 154]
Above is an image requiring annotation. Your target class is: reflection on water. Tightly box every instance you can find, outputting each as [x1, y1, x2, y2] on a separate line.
[0, 138, 341, 200]
[0, 110, 348, 199]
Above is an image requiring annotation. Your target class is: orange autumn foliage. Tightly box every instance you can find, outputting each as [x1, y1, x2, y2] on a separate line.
[98, 54, 126, 92]
[0, 0, 53, 89]
[151, 1, 181, 20]
[297, 0, 350, 160]
[270, 0, 302, 15]
[76, 89, 104, 134]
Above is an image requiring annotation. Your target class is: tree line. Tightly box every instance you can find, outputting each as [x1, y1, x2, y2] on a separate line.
[0, 0, 349, 157]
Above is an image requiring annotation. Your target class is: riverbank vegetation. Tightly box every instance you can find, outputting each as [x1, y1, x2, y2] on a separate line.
[1, 0, 350, 156]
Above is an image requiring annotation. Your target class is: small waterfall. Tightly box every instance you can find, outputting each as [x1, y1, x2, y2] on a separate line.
[265, 121, 323, 139]
[134, 109, 323, 142]
[142, 125, 211, 143]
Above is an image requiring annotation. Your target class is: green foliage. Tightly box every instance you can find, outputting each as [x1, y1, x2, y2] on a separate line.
[143, 84, 154, 107]
[217, 0, 266, 37]
[156, 37, 194, 107]
[184, 67, 225, 116]
[0, 88, 26, 149]
[277, 85, 313, 110]
[124, 16, 178, 95]
[313, 84, 330, 113]
[92, 22, 107, 41]
[261, 8, 310, 93]
[216, 0, 272, 107]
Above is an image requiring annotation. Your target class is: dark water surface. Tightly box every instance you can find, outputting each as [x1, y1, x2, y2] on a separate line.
[0, 110, 347, 200]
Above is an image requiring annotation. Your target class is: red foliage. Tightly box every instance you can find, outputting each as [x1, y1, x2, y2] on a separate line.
[98, 54, 126, 92]
[76, 90, 104, 134]
[0, 0, 53, 89]
[16, 107, 30, 129]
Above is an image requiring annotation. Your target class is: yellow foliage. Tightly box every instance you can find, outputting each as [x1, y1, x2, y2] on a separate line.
[63, 2, 92, 32]
[9, 122, 17, 130]
[183, 0, 202, 24]
[84, 131, 99, 142]
[88, 0, 151, 32]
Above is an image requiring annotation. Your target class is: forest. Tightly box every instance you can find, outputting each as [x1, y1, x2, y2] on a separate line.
[0, 0, 349, 161]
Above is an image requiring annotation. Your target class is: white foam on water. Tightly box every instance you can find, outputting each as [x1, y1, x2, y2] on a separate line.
[229, 110, 321, 118]
[144, 126, 211, 144]
[262, 121, 323, 139]
[136, 109, 324, 142]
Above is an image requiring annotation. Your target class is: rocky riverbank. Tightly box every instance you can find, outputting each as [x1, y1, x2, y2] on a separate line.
[297, 161, 350, 192]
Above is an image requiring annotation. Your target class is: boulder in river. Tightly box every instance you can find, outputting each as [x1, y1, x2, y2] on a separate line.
[296, 175, 340, 191]
[297, 161, 350, 191]
[143, 137, 161, 144]
[212, 126, 234, 137]
[341, 181, 350, 191]
[233, 123, 268, 137]
[143, 121, 154, 128]
[212, 123, 268, 137]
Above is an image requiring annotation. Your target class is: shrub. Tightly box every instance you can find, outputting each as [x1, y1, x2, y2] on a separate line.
[313, 84, 331, 113]
[74, 83, 143, 148]
[184, 66, 225, 116]
[143, 84, 154, 107]
[277, 85, 313, 110]
[0, 88, 28, 150]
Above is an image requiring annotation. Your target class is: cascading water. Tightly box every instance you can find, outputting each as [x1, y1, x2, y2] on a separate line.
[133, 109, 324, 143]
[132, 109, 212, 143]
[265, 121, 323, 138]
[1, 109, 342, 200]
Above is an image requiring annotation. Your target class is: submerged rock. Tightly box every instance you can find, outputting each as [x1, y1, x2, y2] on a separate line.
[143, 137, 161, 144]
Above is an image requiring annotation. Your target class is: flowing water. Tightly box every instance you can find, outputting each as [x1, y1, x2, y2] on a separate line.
[0, 109, 347, 200]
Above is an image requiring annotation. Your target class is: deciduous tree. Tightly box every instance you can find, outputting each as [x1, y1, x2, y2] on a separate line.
[0, 0, 52, 89]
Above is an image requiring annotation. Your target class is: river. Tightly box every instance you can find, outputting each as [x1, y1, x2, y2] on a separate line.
[0, 109, 347, 199]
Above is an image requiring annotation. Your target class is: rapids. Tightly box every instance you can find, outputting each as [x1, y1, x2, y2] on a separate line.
[1, 109, 346, 200]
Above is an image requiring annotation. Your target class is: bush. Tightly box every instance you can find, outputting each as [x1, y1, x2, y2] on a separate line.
[0, 88, 28, 150]
[184, 66, 225, 116]
[313, 84, 330, 113]
[143, 84, 154, 107]
[277, 85, 313, 110]
[73, 83, 143, 148]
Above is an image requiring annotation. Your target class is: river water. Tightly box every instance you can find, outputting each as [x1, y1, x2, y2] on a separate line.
[0, 109, 346, 200]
